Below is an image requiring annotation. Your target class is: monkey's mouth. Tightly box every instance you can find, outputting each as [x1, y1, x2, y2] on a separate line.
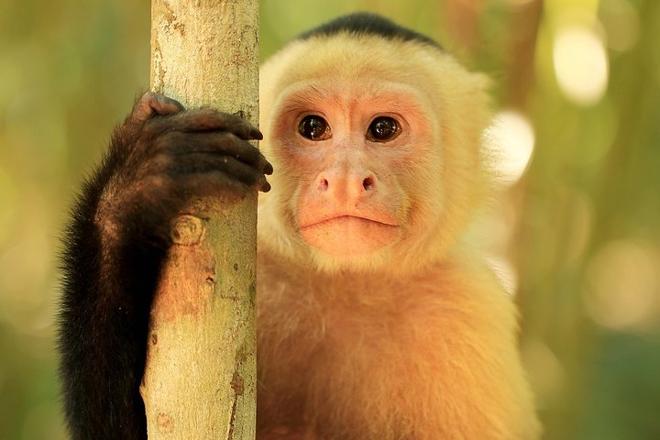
[300, 214, 399, 229]
[299, 210, 399, 229]
[299, 214, 400, 256]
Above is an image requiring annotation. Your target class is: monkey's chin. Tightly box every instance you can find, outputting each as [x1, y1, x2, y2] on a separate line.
[300, 216, 400, 257]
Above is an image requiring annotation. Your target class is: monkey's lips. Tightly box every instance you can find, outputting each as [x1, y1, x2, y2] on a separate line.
[299, 213, 400, 256]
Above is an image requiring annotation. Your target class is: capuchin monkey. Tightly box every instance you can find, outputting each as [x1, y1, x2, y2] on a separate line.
[59, 12, 540, 440]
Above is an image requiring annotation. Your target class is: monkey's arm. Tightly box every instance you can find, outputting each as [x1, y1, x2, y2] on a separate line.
[58, 93, 271, 440]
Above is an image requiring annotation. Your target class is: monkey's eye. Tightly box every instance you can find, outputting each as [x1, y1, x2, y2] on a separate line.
[298, 115, 331, 141]
[367, 116, 400, 142]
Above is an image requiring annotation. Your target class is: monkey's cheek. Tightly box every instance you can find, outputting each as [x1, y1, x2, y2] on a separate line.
[299, 217, 400, 257]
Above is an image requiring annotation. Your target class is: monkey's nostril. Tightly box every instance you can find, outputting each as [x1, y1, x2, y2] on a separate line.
[362, 176, 374, 191]
[318, 178, 329, 191]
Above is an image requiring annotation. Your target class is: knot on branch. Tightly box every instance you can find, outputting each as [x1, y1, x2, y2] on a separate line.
[170, 214, 205, 245]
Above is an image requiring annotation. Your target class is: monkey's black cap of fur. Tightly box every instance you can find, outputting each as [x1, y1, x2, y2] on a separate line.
[297, 12, 441, 49]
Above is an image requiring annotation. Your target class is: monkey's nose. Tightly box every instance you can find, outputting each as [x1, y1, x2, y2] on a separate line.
[362, 176, 375, 191]
[316, 172, 377, 200]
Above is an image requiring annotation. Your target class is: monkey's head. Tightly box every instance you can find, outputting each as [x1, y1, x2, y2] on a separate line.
[258, 18, 491, 274]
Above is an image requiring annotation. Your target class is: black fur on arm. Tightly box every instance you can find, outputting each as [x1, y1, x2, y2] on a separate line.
[58, 92, 271, 439]
[58, 123, 166, 440]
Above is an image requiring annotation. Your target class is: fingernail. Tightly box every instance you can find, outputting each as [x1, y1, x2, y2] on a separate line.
[262, 181, 271, 192]
[251, 129, 263, 140]
[264, 162, 274, 175]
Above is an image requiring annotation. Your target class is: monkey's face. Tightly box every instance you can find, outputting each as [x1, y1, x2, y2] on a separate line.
[258, 35, 490, 273]
[291, 81, 433, 257]
[266, 78, 438, 261]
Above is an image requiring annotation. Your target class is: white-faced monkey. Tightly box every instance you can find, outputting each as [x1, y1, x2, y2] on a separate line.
[59, 13, 540, 440]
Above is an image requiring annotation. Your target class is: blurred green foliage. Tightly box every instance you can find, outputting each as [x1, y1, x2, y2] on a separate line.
[1, 0, 659, 439]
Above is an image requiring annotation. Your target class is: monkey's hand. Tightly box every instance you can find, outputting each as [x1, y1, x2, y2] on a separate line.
[96, 92, 272, 246]
[59, 92, 270, 440]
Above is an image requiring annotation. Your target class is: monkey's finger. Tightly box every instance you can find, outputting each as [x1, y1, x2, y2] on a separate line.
[155, 131, 273, 175]
[179, 109, 263, 141]
[147, 108, 262, 141]
[164, 153, 271, 192]
[131, 92, 185, 123]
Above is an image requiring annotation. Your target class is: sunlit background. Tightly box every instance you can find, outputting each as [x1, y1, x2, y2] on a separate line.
[1, 0, 659, 438]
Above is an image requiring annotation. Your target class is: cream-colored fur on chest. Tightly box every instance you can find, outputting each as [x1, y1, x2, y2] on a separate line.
[256, 251, 540, 440]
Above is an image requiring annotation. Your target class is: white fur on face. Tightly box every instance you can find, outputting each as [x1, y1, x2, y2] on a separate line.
[257, 34, 491, 274]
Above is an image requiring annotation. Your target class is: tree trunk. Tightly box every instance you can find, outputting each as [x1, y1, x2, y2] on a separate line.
[139, 1, 259, 439]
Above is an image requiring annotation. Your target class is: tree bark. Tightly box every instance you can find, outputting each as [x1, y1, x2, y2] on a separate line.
[139, 1, 259, 439]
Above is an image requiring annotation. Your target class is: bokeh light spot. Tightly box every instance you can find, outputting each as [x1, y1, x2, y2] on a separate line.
[584, 240, 660, 331]
[553, 26, 609, 105]
[484, 110, 535, 185]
